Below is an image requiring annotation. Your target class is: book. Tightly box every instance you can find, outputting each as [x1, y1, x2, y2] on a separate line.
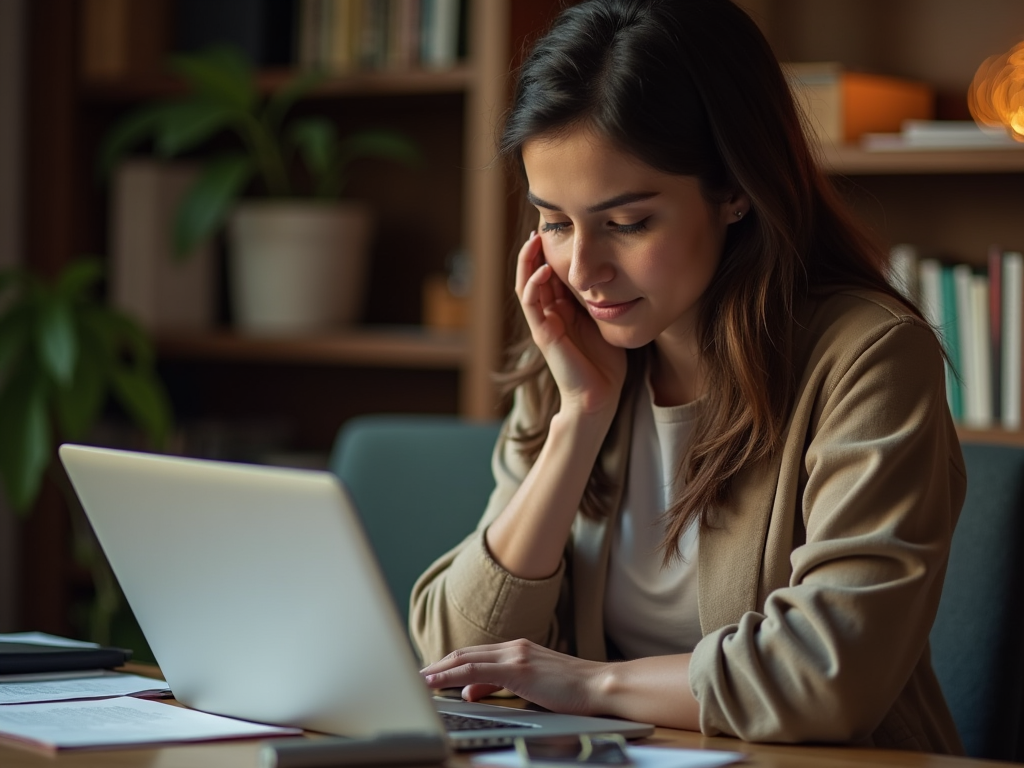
[939, 264, 964, 421]
[326, 0, 359, 73]
[0, 637, 131, 676]
[953, 265, 979, 425]
[1002, 251, 1024, 430]
[0, 696, 299, 751]
[421, 0, 460, 69]
[79, 0, 170, 82]
[861, 120, 1022, 151]
[988, 244, 1003, 423]
[969, 273, 993, 428]
[360, 0, 390, 70]
[389, 0, 422, 70]
[299, 0, 337, 69]
[109, 160, 218, 333]
[782, 62, 934, 146]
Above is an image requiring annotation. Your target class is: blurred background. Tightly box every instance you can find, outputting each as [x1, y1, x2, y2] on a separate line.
[1, 0, 1023, 657]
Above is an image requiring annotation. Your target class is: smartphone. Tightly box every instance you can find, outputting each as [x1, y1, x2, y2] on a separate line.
[514, 734, 632, 767]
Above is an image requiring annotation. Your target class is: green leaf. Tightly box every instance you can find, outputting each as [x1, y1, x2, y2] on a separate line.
[55, 259, 103, 302]
[264, 69, 324, 132]
[34, 294, 77, 385]
[53, 336, 105, 442]
[169, 47, 256, 113]
[0, 304, 30, 373]
[288, 117, 338, 191]
[0, 366, 51, 512]
[173, 154, 255, 258]
[153, 101, 237, 157]
[110, 367, 172, 448]
[82, 307, 154, 369]
[97, 104, 172, 180]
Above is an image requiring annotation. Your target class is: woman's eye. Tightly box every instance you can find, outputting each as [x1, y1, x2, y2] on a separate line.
[541, 221, 571, 235]
[612, 217, 649, 235]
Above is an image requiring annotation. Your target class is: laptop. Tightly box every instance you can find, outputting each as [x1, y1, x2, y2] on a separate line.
[58, 444, 654, 750]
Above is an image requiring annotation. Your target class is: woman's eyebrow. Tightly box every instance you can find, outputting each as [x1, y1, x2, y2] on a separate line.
[526, 190, 659, 213]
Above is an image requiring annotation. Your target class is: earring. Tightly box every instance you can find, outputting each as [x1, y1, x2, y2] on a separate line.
[735, 210, 744, 218]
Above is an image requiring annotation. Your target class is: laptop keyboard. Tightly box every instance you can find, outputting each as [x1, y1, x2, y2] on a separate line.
[439, 711, 538, 731]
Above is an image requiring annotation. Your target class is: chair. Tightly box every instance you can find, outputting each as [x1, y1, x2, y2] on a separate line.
[929, 442, 1024, 762]
[328, 414, 502, 624]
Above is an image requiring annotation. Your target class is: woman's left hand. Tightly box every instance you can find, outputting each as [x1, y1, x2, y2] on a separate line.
[420, 639, 608, 715]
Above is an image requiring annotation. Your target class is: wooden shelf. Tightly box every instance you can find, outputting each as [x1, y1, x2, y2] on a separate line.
[155, 327, 467, 368]
[79, 66, 474, 102]
[820, 143, 1024, 175]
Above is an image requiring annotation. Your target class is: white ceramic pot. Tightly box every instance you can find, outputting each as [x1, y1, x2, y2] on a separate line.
[227, 201, 373, 333]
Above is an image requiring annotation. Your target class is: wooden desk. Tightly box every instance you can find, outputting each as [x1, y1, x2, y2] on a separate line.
[0, 665, 1011, 768]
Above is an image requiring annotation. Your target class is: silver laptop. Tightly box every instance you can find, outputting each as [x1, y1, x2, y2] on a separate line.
[58, 444, 654, 750]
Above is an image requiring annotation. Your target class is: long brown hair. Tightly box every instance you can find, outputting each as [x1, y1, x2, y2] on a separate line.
[497, 0, 919, 560]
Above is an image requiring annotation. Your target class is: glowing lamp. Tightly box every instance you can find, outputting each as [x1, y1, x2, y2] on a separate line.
[969, 40, 1024, 142]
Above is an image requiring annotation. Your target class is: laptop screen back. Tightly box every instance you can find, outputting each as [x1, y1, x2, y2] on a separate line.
[59, 444, 443, 738]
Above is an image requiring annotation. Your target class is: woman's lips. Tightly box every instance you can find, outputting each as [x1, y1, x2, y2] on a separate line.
[585, 298, 641, 320]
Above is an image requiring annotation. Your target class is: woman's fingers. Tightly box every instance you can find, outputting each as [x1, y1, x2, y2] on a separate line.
[514, 231, 543, 300]
[420, 640, 604, 716]
[522, 264, 567, 343]
[462, 683, 505, 701]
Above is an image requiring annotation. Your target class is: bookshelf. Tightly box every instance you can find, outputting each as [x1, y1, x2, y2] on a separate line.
[18, 0, 1023, 634]
[19, 0, 566, 635]
[741, 0, 1024, 447]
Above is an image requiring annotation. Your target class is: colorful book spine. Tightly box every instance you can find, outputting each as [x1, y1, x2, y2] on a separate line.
[969, 273, 993, 428]
[1003, 251, 1024, 430]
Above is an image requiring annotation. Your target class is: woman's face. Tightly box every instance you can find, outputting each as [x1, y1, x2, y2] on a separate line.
[521, 127, 745, 353]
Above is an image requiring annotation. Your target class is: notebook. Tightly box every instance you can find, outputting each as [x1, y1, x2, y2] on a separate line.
[58, 444, 654, 750]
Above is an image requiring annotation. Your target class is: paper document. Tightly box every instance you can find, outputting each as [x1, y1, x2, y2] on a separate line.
[0, 632, 99, 648]
[0, 670, 170, 705]
[472, 745, 746, 768]
[0, 695, 301, 749]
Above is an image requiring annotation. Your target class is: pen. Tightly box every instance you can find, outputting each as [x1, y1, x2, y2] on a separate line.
[260, 732, 450, 768]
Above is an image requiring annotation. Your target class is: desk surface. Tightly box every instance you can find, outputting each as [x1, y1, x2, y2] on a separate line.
[0, 665, 1010, 768]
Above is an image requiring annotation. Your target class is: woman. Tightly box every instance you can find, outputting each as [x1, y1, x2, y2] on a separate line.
[412, 0, 965, 752]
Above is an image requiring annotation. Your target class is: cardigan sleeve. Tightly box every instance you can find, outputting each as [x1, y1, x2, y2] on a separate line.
[409, 389, 568, 664]
[690, 317, 966, 743]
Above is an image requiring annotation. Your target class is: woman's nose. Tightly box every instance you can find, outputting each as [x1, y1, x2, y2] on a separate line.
[568, 234, 614, 293]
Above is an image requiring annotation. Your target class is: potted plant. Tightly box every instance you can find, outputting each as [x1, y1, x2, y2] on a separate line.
[100, 46, 420, 334]
[0, 259, 172, 645]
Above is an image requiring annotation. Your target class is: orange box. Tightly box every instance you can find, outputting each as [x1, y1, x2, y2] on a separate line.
[783, 62, 934, 145]
[422, 274, 467, 330]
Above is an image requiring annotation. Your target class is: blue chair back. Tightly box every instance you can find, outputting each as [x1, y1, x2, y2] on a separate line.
[929, 442, 1024, 762]
[328, 414, 502, 623]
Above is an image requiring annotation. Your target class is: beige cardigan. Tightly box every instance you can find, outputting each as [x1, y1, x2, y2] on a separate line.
[410, 288, 966, 753]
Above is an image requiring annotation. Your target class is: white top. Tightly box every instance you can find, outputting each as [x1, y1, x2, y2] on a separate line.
[603, 381, 702, 659]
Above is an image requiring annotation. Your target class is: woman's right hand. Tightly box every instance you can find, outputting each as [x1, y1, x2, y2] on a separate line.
[516, 232, 627, 418]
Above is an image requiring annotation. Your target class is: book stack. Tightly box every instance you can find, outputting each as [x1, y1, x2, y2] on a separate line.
[888, 243, 1024, 430]
[782, 62, 934, 146]
[298, 0, 465, 73]
[862, 120, 1022, 152]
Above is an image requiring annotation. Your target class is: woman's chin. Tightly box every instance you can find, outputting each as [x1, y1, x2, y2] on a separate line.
[597, 326, 654, 350]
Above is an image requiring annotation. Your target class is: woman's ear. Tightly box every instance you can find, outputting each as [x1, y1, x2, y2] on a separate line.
[722, 191, 752, 226]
